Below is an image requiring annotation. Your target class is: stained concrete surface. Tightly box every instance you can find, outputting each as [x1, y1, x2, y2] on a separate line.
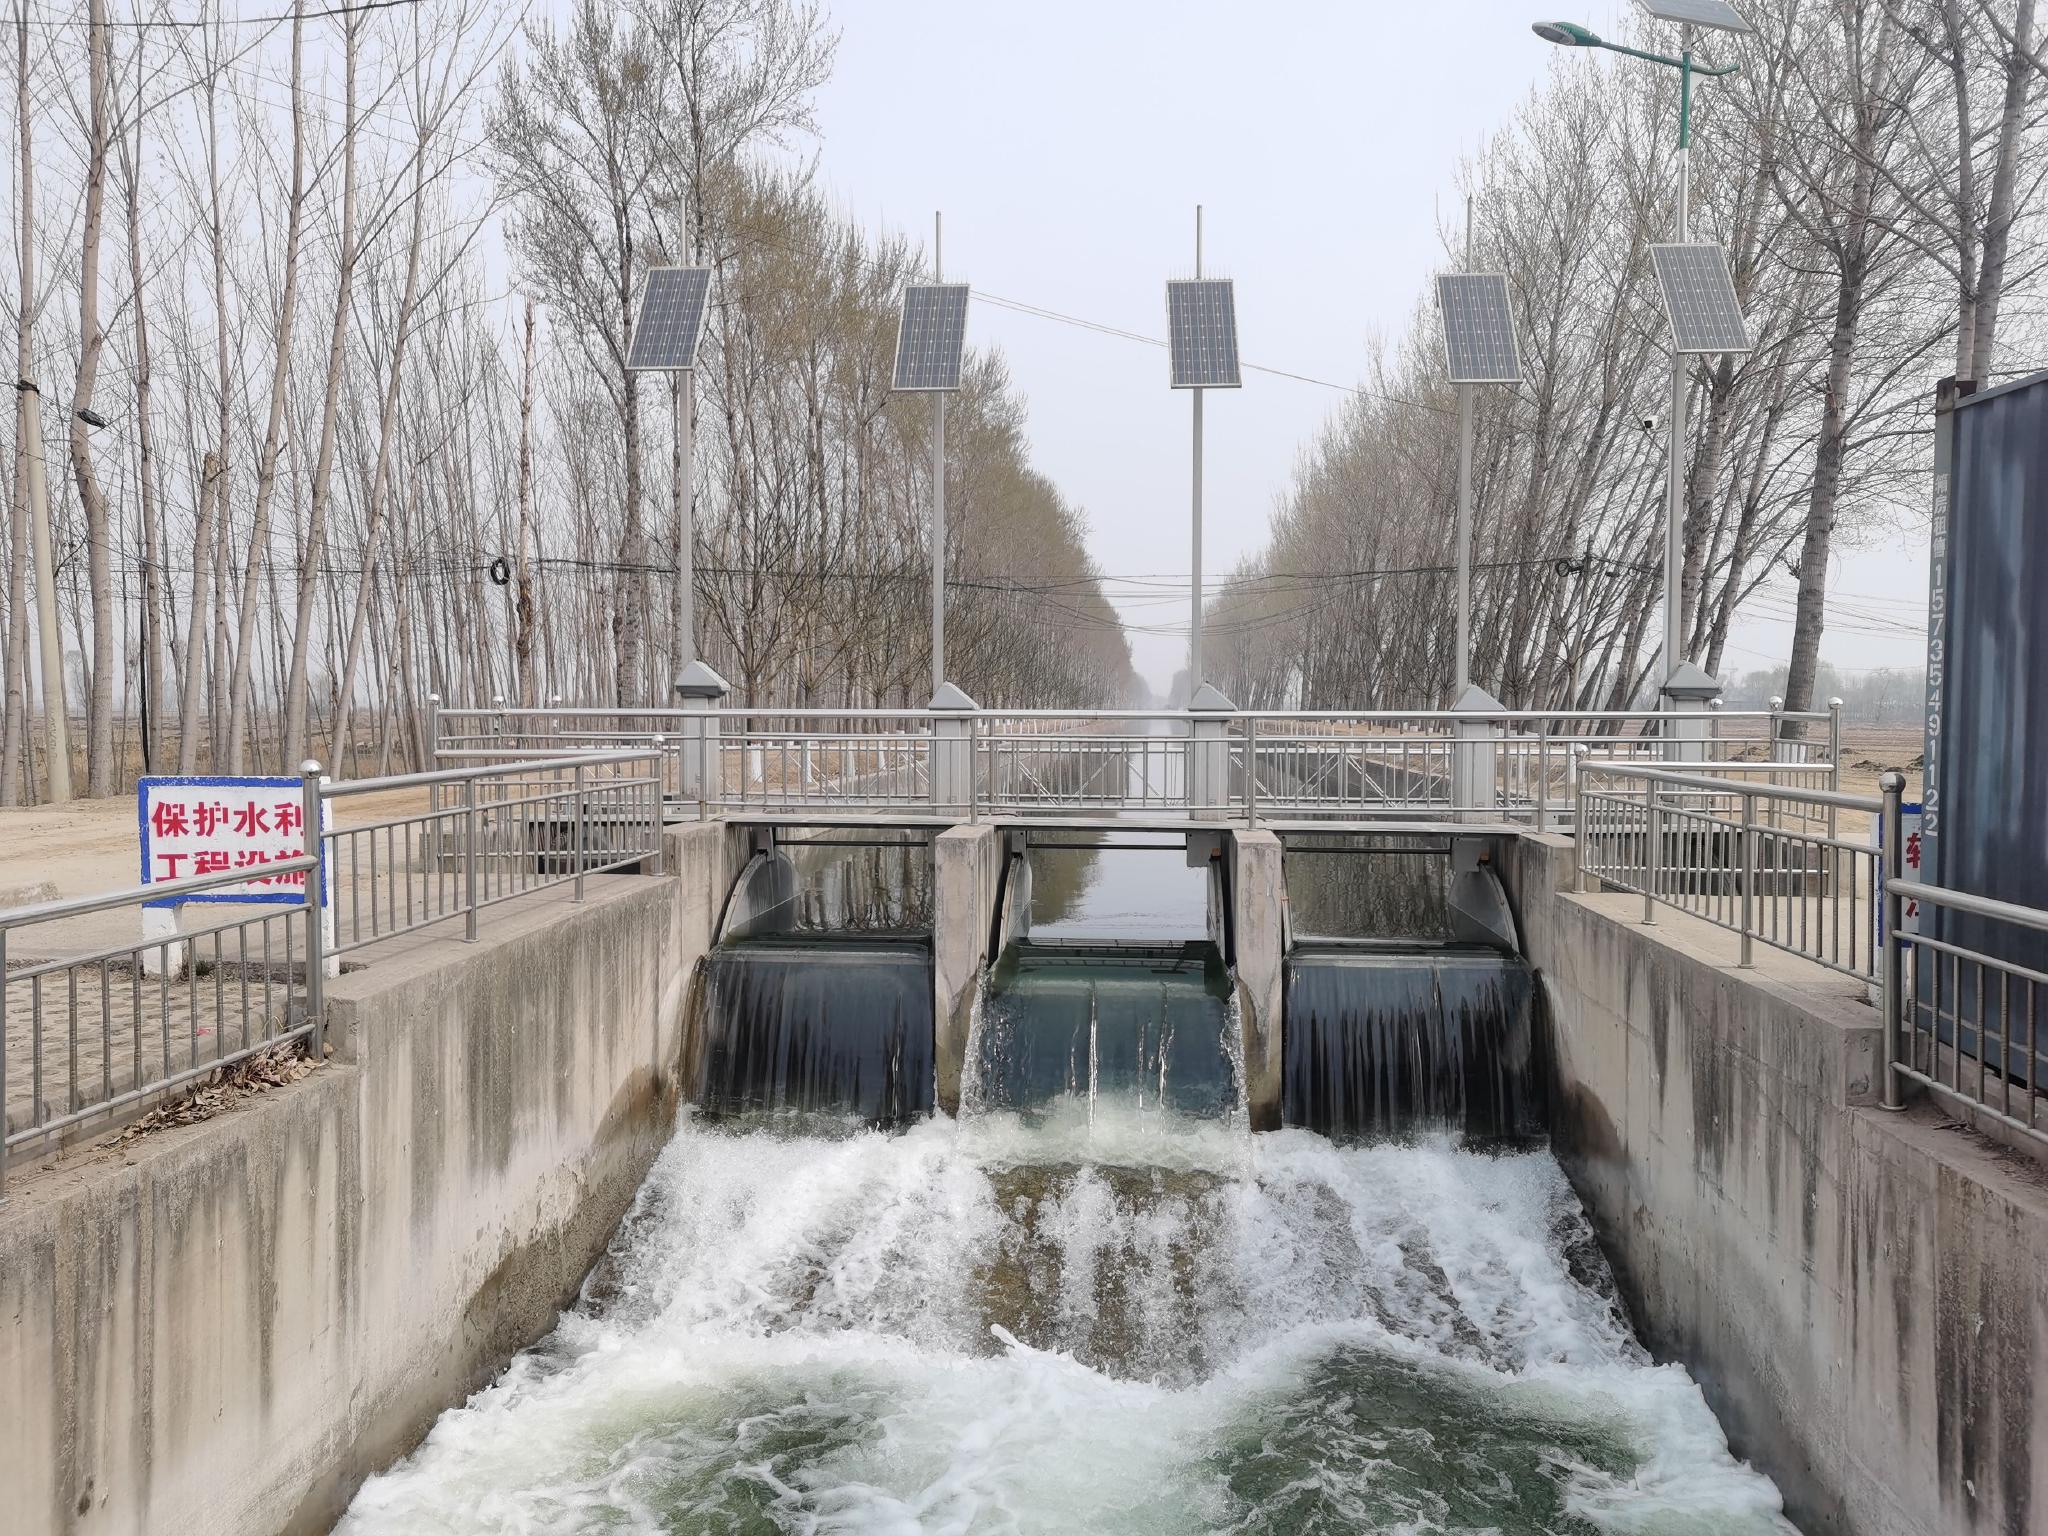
[1513, 832, 2048, 1536]
[0, 820, 741, 1536]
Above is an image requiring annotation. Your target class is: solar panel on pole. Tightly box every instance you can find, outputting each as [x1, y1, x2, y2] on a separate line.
[625, 266, 713, 371]
[892, 284, 971, 392]
[1635, 0, 1753, 33]
[1166, 279, 1241, 389]
[1651, 244, 1751, 354]
[1435, 273, 1522, 384]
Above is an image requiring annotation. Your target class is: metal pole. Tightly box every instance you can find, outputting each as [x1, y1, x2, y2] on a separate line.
[1572, 746, 1588, 893]
[1190, 204, 1204, 696]
[1456, 194, 1475, 698]
[1880, 770, 1906, 1109]
[1, 924, 10, 1201]
[20, 382, 70, 801]
[1245, 714, 1259, 827]
[680, 370, 696, 670]
[1644, 788, 1660, 925]
[573, 762, 587, 902]
[930, 210, 946, 696]
[1456, 385, 1474, 696]
[300, 761, 326, 1057]
[462, 774, 479, 942]
[1739, 787, 1756, 967]
[1662, 50, 1693, 706]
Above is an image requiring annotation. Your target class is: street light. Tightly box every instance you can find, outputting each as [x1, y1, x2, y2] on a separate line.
[1533, 14, 1740, 711]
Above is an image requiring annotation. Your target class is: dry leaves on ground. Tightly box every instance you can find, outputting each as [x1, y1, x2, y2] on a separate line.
[102, 1044, 318, 1146]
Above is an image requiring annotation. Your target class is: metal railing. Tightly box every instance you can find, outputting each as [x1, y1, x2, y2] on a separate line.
[1575, 761, 1881, 978]
[329, 750, 665, 952]
[1, 751, 665, 1193]
[2, 855, 323, 1198]
[1879, 777, 2048, 1148]
[431, 699, 1841, 825]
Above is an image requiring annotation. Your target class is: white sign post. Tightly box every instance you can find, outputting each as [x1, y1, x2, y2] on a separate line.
[137, 775, 333, 978]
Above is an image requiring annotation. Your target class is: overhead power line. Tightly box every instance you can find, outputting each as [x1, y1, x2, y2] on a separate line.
[29, 0, 419, 27]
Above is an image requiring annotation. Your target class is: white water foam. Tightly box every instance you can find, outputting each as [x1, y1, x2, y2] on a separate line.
[338, 1108, 1794, 1534]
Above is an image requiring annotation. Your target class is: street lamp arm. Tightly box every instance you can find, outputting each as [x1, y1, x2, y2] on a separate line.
[1597, 38, 1738, 76]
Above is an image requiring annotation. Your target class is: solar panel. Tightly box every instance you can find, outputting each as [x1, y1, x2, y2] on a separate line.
[1636, 0, 1753, 34]
[1166, 279, 1242, 389]
[1436, 273, 1522, 384]
[1651, 244, 1752, 354]
[625, 267, 713, 371]
[891, 284, 971, 392]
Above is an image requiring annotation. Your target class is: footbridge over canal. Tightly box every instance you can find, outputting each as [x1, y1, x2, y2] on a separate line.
[3, 700, 2045, 1536]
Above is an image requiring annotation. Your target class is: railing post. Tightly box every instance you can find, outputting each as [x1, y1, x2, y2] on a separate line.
[572, 762, 588, 901]
[1827, 697, 1844, 843]
[968, 714, 981, 824]
[1880, 770, 1906, 1110]
[1, 923, 10, 1202]
[1739, 786, 1756, 967]
[1643, 787, 1660, 925]
[1245, 714, 1259, 827]
[1572, 746, 1589, 893]
[1536, 724, 1550, 831]
[645, 741, 665, 874]
[425, 693, 443, 862]
[300, 760, 327, 1057]
[463, 773, 480, 942]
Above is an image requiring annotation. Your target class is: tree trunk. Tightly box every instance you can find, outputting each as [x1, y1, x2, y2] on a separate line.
[226, 2, 307, 770]
[118, 45, 164, 778]
[3, 3, 34, 805]
[515, 297, 538, 707]
[282, 17, 358, 770]
[66, 0, 114, 797]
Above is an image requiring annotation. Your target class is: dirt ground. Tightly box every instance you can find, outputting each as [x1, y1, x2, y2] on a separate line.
[0, 785, 433, 909]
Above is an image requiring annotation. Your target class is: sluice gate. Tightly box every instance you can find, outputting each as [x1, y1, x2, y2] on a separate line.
[686, 820, 1546, 1143]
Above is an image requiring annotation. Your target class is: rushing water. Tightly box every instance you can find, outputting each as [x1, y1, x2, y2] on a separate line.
[338, 1103, 1792, 1535]
[337, 835, 1790, 1533]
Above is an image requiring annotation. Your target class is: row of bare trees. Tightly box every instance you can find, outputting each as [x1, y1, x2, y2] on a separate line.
[1207, 0, 2043, 720]
[0, 0, 1137, 802]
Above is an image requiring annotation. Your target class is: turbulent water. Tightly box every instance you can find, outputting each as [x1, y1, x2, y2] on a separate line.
[337, 1104, 1792, 1535]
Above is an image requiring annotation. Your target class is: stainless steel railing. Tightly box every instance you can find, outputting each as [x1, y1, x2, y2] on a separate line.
[430, 700, 1841, 824]
[1575, 761, 1883, 978]
[1, 855, 322, 1197]
[1878, 773, 2048, 1148]
[1, 750, 666, 1193]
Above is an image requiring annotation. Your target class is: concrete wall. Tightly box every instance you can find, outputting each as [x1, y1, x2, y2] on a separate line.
[932, 823, 1001, 1116]
[0, 821, 741, 1536]
[1512, 833, 2048, 1536]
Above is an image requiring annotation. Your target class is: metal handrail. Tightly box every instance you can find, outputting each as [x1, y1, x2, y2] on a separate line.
[324, 748, 655, 796]
[1579, 762, 1875, 813]
[0, 857, 317, 929]
[1888, 877, 2048, 933]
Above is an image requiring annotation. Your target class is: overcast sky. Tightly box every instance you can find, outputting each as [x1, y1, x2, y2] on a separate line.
[792, 0, 1933, 695]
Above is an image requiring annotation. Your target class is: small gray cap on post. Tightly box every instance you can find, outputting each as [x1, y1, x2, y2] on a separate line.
[673, 660, 729, 802]
[927, 683, 978, 813]
[1661, 661, 1722, 762]
[1451, 683, 1506, 821]
[1185, 683, 1237, 818]
[1660, 661, 1723, 701]
[674, 660, 730, 701]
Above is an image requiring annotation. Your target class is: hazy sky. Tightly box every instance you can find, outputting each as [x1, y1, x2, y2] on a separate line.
[794, 0, 1933, 695]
